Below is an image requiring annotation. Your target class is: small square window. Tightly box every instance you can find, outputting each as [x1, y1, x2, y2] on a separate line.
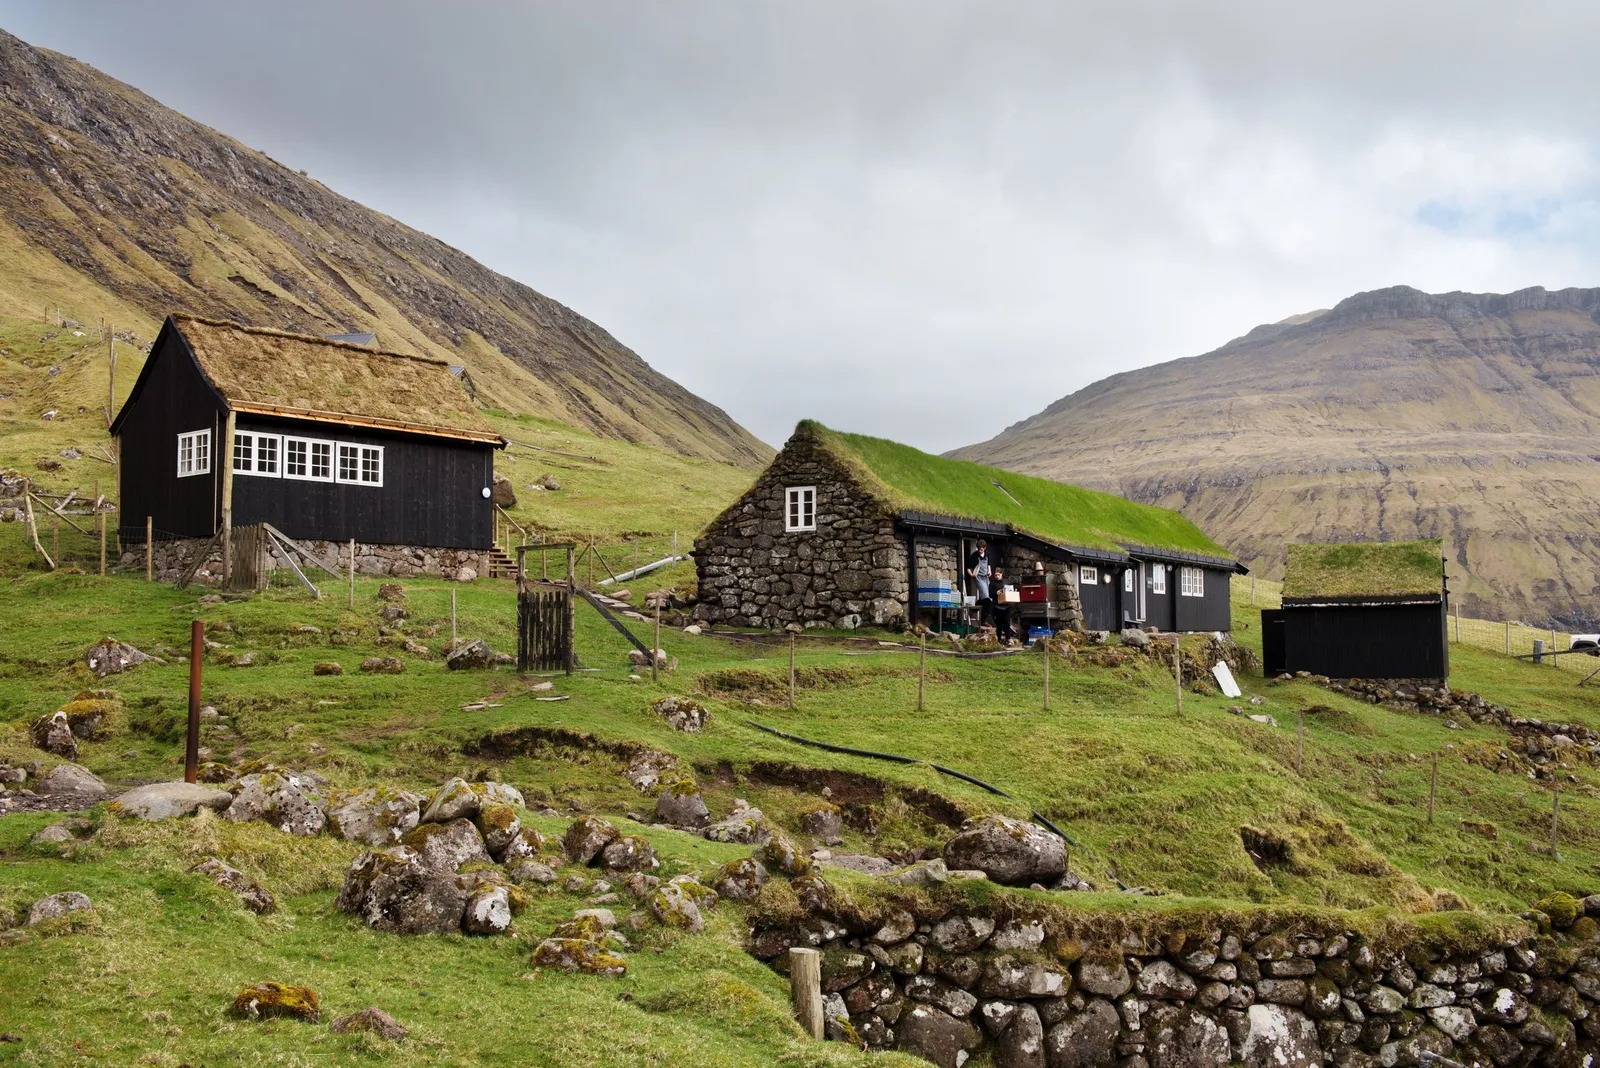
[336, 443, 383, 487]
[785, 486, 816, 532]
[1078, 565, 1097, 585]
[233, 432, 281, 477]
[1180, 567, 1204, 598]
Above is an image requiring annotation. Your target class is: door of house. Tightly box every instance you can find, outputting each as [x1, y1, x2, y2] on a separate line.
[1122, 562, 1146, 625]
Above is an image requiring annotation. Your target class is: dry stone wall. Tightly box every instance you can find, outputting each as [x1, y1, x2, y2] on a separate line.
[751, 897, 1600, 1068]
[125, 537, 489, 585]
[694, 428, 908, 630]
[1007, 544, 1086, 633]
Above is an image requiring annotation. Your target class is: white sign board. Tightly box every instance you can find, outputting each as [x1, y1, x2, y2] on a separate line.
[1212, 661, 1242, 698]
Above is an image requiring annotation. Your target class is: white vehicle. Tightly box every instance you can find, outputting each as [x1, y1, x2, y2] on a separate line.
[1569, 634, 1600, 656]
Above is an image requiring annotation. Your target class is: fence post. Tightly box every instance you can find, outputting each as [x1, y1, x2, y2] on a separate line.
[1453, 607, 1459, 644]
[52, 511, 59, 562]
[98, 510, 106, 576]
[789, 634, 797, 709]
[451, 587, 458, 646]
[652, 605, 661, 684]
[185, 619, 203, 784]
[1250, 575, 1256, 607]
[1173, 636, 1182, 717]
[1505, 621, 1510, 656]
[1043, 634, 1051, 711]
[1551, 629, 1558, 665]
[1296, 709, 1305, 775]
[347, 538, 355, 609]
[1427, 753, 1437, 823]
[146, 516, 153, 581]
[789, 947, 824, 1039]
[917, 630, 926, 712]
[1551, 787, 1561, 854]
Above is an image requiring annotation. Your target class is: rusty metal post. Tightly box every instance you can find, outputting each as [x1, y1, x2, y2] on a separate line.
[146, 516, 153, 581]
[185, 619, 203, 783]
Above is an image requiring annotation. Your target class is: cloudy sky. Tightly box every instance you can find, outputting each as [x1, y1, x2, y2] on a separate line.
[5, 2, 1600, 451]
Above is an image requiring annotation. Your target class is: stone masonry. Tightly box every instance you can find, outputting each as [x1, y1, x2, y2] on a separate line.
[124, 537, 490, 585]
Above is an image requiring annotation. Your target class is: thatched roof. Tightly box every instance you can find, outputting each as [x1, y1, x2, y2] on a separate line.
[172, 316, 500, 444]
[1283, 540, 1443, 599]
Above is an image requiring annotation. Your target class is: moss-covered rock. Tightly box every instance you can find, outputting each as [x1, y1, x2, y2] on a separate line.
[191, 857, 276, 914]
[326, 786, 423, 846]
[600, 834, 659, 874]
[565, 815, 620, 865]
[230, 982, 320, 1022]
[58, 694, 125, 740]
[499, 826, 550, 864]
[551, 914, 609, 943]
[329, 1007, 407, 1041]
[530, 937, 627, 977]
[401, 818, 490, 872]
[648, 882, 706, 932]
[758, 833, 813, 877]
[312, 661, 343, 676]
[711, 856, 770, 902]
[1534, 892, 1583, 929]
[474, 804, 521, 857]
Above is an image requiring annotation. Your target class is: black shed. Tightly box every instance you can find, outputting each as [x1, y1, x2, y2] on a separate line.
[111, 315, 505, 553]
[1261, 540, 1449, 680]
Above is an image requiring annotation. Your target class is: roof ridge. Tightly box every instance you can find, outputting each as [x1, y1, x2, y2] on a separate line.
[170, 314, 452, 368]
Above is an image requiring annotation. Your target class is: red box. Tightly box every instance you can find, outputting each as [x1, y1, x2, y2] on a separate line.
[1018, 581, 1047, 603]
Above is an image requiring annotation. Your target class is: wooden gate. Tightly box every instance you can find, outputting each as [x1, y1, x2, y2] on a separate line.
[227, 524, 269, 592]
[518, 582, 573, 672]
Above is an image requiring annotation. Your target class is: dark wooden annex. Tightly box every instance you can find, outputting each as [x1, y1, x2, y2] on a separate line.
[111, 315, 505, 552]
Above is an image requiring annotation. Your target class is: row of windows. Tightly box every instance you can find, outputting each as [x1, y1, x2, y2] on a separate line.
[786, 484, 1208, 596]
[175, 429, 383, 487]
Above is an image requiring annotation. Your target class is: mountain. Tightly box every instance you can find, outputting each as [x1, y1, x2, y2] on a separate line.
[954, 285, 1600, 627]
[0, 29, 769, 469]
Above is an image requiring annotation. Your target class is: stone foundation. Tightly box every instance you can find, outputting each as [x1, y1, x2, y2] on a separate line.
[751, 893, 1600, 1068]
[121, 536, 491, 586]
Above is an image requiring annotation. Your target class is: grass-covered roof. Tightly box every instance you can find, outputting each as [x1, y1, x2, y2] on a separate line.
[1283, 540, 1443, 598]
[802, 421, 1234, 561]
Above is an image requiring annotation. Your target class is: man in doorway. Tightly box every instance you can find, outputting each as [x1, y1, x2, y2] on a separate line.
[991, 566, 1016, 644]
[966, 539, 993, 624]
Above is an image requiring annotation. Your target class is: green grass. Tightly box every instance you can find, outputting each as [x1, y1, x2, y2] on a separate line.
[1283, 540, 1445, 598]
[807, 421, 1232, 559]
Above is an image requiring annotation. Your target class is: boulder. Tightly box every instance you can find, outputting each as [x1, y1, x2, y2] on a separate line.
[648, 880, 706, 932]
[360, 656, 405, 674]
[530, 938, 626, 977]
[491, 474, 516, 508]
[223, 771, 326, 836]
[996, 1002, 1047, 1068]
[655, 783, 710, 828]
[1120, 627, 1151, 649]
[83, 637, 156, 677]
[1145, 1003, 1232, 1068]
[536, 473, 561, 491]
[565, 816, 620, 865]
[650, 696, 707, 732]
[191, 857, 276, 914]
[758, 833, 812, 877]
[1137, 960, 1199, 1000]
[703, 807, 771, 845]
[377, 582, 405, 602]
[888, 858, 951, 887]
[498, 826, 551, 865]
[330, 1007, 408, 1041]
[401, 819, 491, 871]
[932, 914, 996, 954]
[1238, 1004, 1323, 1068]
[710, 856, 770, 902]
[463, 885, 513, 935]
[799, 802, 844, 842]
[336, 847, 470, 935]
[230, 982, 320, 1023]
[981, 955, 1068, 999]
[896, 1003, 980, 1068]
[941, 815, 1066, 887]
[325, 787, 423, 845]
[57, 693, 124, 739]
[39, 763, 107, 797]
[28, 821, 85, 846]
[474, 804, 522, 857]
[26, 891, 93, 925]
[109, 782, 232, 821]
[600, 835, 660, 873]
[30, 712, 77, 758]
[446, 639, 498, 671]
[378, 603, 408, 624]
[420, 778, 480, 823]
[509, 860, 560, 885]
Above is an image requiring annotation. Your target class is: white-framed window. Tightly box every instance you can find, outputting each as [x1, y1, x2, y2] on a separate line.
[1123, 569, 1134, 593]
[233, 431, 281, 477]
[176, 429, 210, 477]
[1180, 566, 1204, 598]
[785, 486, 816, 532]
[1152, 565, 1167, 595]
[336, 442, 384, 487]
[1078, 565, 1098, 585]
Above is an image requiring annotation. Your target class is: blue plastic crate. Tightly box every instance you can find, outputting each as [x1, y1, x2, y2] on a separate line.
[917, 593, 960, 608]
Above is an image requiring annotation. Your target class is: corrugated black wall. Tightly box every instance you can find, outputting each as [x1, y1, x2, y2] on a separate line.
[117, 325, 225, 538]
[1260, 601, 1448, 679]
[232, 415, 495, 549]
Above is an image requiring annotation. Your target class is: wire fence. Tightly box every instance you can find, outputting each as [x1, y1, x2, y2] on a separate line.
[1231, 574, 1600, 677]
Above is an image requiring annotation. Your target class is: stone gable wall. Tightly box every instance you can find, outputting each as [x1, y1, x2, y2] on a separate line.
[694, 430, 907, 629]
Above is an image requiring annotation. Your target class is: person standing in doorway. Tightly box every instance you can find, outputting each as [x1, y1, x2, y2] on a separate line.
[966, 539, 993, 623]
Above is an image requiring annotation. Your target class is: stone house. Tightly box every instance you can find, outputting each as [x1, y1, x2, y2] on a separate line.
[694, 421, 1245, 632]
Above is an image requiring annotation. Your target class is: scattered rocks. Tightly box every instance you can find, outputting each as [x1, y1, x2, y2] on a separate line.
[654, 782, 710, 828]
[83, 637, 156, 677]
[26, 891, 93, 925]
[531, 938, 626, 977]
[38, 763, 107, 797]
[330, 1007, 408, 1041]
[446, 639, 499, 671]
[325, 787, 422, 845]
[192, 857, 276, 914]
[224, 771, 326, 836]
[650, 695, 707, 732]
[359, 656, 405, 674]
[337, 847, 470, 935]
[230, 983, 320, 1023]
[313, 661, 344, 676]
[109, 782, 232, 821]
[565, 816, 620, 865]
[29, 712, 77, 758]
[941, 814, 1066, 887]
[710, 856, 769, 902]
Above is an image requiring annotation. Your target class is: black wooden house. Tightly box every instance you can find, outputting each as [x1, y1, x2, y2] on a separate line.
[1261, 540, 1449, 680]
[112, 315, 505, 553]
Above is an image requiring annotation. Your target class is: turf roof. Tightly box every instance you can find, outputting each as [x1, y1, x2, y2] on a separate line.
[170, 315, 500, 443]
[802, 421, 1234, 561]
[1282, 540, 1443, 598]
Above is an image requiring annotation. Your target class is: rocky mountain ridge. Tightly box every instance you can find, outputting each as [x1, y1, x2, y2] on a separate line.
[956, 285, 1600, 626]
[0, 29, 769, 468]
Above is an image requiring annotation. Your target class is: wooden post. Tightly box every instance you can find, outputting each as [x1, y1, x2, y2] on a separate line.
[106, 326, 116, 429]
[1551, 787, 1561, 854]
[52, 511, 59, 563]
[220, 411, 236, 584]
[451, 587, 458, 646]
[1505, 620, 1511, 656]
[145, 516, 153, 581]
[185, 619, 203, 784]
[1453, 607, 1459, 644]
[98, 510, 106, 576]
[1042, 634, 1051, 711]
[652, 605, 661, 683]
[917, 630, 926, 712]
[565, 546, 577, 675]
[1173, 636, 1182, 717]
[347, 538, 355, 609]
[588, 542, 594, 587]
[1250, 575, 1256, 607]
[672, 530, 678, 556]
[1427, 753, 1438, 823]
[789, 947, 824, 1040]
[789, 633, 797, 709]
[1296, 708, 1304, 774]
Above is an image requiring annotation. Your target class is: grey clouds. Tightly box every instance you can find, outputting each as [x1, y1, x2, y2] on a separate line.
[4, 1, 1600, 450]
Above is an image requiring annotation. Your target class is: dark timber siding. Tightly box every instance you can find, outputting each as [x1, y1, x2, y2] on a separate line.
[1145, 564, 1176, 631]
[231, 415, 494, 549]
[1077, 562, 1118, 631]
[1174, 565, 1233, 632]
[117, 326, 225, 539]
[1261, 601, 1448, 679]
